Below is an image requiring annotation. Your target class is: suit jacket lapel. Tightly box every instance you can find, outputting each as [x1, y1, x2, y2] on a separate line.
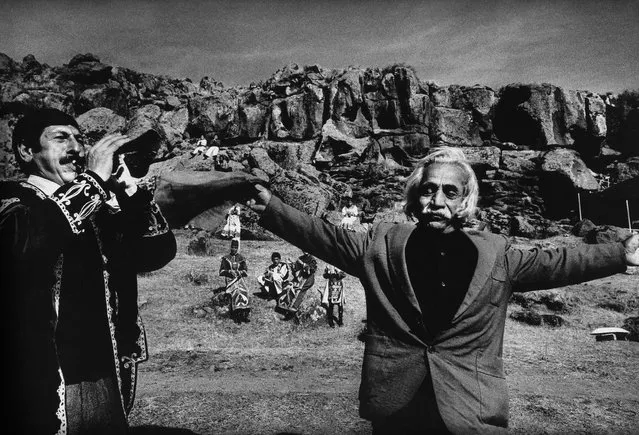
[452, 231, 497, 322]
[386, 224, 423, 318]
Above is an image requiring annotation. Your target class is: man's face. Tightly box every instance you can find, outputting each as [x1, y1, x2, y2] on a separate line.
[416, 163, 467, 233]
[29, 125, 85, 186]
[272, 256, 281, 265]
[230, 245, 238, 255]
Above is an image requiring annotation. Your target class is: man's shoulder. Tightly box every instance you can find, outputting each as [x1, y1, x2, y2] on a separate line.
[0, 180, 45, 214]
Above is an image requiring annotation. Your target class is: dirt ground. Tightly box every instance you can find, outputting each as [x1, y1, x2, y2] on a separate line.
[128, 231, 639, 435]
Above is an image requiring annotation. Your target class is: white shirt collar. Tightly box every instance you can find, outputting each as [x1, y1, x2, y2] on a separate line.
[26, 175, 62, 197]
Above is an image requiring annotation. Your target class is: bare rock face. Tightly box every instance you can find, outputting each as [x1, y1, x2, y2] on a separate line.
[585, 94, 607, 138]
[76, 83, 129, 116]
[59, 53, 112, 85]
[238, 88, 269, 140]
[0, 53, 18, 75]
[270, 170, 333, 216]
[538, 148, 600, 218]
[318, 119, 371, 162]
[540, 148, 600, 191]
[188, 91, 239, 140]
[269, 85, 324, 140]
[159, 107, 189, 148]
[494, 84, 588, 147]
[606, 92, 639, 156]
[1, 52, 637, 235]
[248, 147, 281, 177]
[500, 150, 542, 175]
[264, 140, 316, 170]
[76, 107, 125, 141]
[432, 107, 482, 146]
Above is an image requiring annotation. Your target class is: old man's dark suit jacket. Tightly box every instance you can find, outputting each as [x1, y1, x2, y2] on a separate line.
[260, 196, 627, 434]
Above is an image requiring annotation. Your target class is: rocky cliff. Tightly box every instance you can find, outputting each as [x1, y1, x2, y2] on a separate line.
[1, 53, 637, 237]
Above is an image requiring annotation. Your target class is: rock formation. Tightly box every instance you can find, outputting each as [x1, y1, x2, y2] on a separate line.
[1, 53, 637, 236]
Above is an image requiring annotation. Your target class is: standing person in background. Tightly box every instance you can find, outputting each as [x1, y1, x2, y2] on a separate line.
[282, 251, 317, 320]
[257, 251, 289, 299]
[1, 108, 176, 434]
[321, 265, 347, 327]
[340, 196, 358, 231]
[221, 203, 242, 239]
[219, 238, 250, 324]
[247, 146, 639, 434]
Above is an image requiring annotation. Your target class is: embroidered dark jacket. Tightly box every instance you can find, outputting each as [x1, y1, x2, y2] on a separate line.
[1, 172, 176, 434]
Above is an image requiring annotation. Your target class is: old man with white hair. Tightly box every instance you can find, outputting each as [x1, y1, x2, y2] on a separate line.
[247, 146, 639, 434]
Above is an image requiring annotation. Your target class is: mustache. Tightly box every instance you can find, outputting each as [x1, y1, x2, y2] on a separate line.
[60, 154, 86, 167]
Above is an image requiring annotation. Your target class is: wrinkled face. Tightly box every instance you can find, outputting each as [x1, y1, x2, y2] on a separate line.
[416, 163, 467, 233]
[29, 125, 85, 186]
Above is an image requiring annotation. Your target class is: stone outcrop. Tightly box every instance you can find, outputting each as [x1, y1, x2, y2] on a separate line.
[1, 52, 637, 236]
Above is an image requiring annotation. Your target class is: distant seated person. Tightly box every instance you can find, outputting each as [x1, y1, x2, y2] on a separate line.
[340, 196, 358, 231]
[190, 135, 208, 157]
[216, 154, 232, 172]
[282, 251, 318, 319]
[257, 252, 290, 299]
[203, 134, 220, 162]
[219, 239, 250, 324]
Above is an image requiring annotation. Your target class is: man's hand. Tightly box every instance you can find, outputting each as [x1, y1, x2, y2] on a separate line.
[623, 233, 639, 266]
[85, 133, 129, 182]
[246, 184, 271, 214]
[111, 155, 138, 196]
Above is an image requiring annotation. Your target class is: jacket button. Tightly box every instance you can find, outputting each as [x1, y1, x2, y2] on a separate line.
[427, 345, 435, 353]
[441, 281, 446, 287]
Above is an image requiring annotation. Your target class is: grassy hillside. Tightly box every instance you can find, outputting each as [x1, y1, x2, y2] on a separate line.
[129, 230, 639, 434]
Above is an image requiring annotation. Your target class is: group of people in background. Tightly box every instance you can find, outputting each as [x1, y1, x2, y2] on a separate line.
[217, 212, 346, 325]
[190, 134, 231, 171]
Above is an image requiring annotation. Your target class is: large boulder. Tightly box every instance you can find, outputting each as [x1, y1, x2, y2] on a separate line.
[494, 84, 588, 147]
[269, 169, 333, 216]
[0, 53, 18, 75]
[264, 140, 316, 170]
[540, 148, 600, 190]
[188, 90, 239, 139]
[363, 66, 430, 129]
[238, 89, 269, 140]
[580, 176, 639, 228]
[76, 107, 126, 141]
[247, 146, 282, 177]
[500, 150, 543, 175]
[431, 107, 482, 146]
[76, 83, 129, 116]
[606, 92, 639, 156]
[317, 119, 371, 161]
[268, 84, 324, 140]
[58, 53, 112, 85]
[159, 107, 189, 147]
[538, 148, 600, 218]
[328, 68, 369, 129]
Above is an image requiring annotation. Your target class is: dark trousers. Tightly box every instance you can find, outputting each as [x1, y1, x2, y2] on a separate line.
[371, 378, 449, 435]
[327, 303, 343, 326]
[66, 376, 127, 435]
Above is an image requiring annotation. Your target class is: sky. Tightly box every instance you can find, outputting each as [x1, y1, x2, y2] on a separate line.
[2, 0, 638, 93]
